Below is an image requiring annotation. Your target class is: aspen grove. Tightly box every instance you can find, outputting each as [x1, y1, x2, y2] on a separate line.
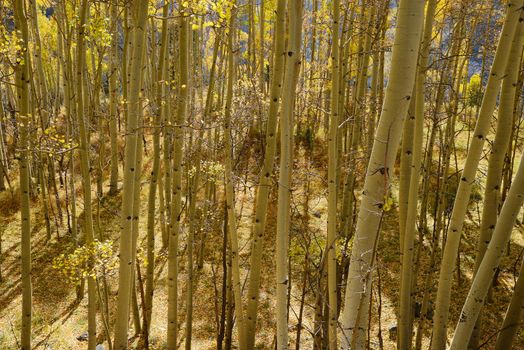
[3, 0, 524, 349]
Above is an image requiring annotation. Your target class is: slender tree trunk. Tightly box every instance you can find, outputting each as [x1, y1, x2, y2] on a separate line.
[28, 0, 48, 112]
[108, 0, 120, 195]
[74, 0, 97, 347]
[167, 6, 189, 348]
[326, 0, 341, 347]
[13, 0, 33, 347]
[244, 0, 287, 344]
[113, 0, 149, 347]
[143, 3, 169, 345]
[431, 3, 523, 348]
[469, 15, 524, 349]
[130, 121, 144, 337]
[339, 0, 425, 348]
[398, 1, 436, 348]
[217, 206, 228, 350]
[259, 0, 265, 96]
[276, 0, 303, 347]
[222, 2, 247, 347]
[399, 95, 416, 252]
[449, 139, 524, 348]
[493, 252, 524, 349]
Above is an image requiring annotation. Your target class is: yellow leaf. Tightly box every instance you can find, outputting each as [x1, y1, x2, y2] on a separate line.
[383, 195, 394, 212]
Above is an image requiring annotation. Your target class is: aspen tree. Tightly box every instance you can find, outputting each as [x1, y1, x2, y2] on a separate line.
[13, 0, 32, 347]
[276, 0, 303, 347]
[57, 0, 78, 244]
[418, 52, 451, 234]
[74, 0, 97, 347]
[218, 207, 230, 348]
[259, 0, 265, 96]
[130, 28, 150, 332]
[340, 3, 389, 251]
[351, 2, 372, 152]
[0, 85, 6, 192]
[184, 27, 204, 344]
[122, 2, 131, 123]
[307, 0, 318, 132]
[335, 7, 350, 182]
[184, 136, 199, 350]
[398, 1, 436, 347]
[449, 138, 524, 348]
[326, 0, 340, 347]
[339, 0, 425, 348]
[167, 6, 189, 348]
[493, 254, 524, 349]
[191, 29, 221, 284]
[430, 3, 523, 348]
[414, 51, 458, 350]
[244, 0, 287, 344]
[143, 1, 169, 344]
[368, 1, 389, 156]
[184, 18, 221, 350]
[28, 0, 48, 112]
[130, 118, 144, 337]
[225, 242, 235, 350]
[32, 8, 51, 243]
[0, 126, 6, 192]
[339, 1, 371, 251]
[162, 35, 173, 250]
[108, 0, 119, 195]
[469, 12, 524, 348]
[113, 0, 149, 347]
[222, 2, 248, 348]
[247, 0, 255, 74]
[399, 91, 416, 250]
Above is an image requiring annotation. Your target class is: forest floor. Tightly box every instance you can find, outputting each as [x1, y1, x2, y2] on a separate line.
[1, 119, 524, 349]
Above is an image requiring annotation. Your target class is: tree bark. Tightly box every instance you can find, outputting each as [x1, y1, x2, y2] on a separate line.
[398, 1, 436, 347]
[339, 0, 425, 348]
[431, 2, 523, 348]
[244, 0, 287, 345]
[113, 0, 149, 347]
[13, 0, 33, 347]
[276, 0, 303, 347]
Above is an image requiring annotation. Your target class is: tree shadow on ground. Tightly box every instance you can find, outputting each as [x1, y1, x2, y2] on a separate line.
[375, 207, 524, 349]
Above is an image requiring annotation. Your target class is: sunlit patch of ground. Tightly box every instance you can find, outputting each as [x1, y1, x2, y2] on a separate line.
[1, 117, 524, 349]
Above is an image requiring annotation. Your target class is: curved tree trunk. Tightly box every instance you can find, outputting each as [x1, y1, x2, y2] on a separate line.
[339, 0, 425, 348]
[469, 12, 524, 348]
[431, 2, 523, 348]
[449, 126, 524, 349]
